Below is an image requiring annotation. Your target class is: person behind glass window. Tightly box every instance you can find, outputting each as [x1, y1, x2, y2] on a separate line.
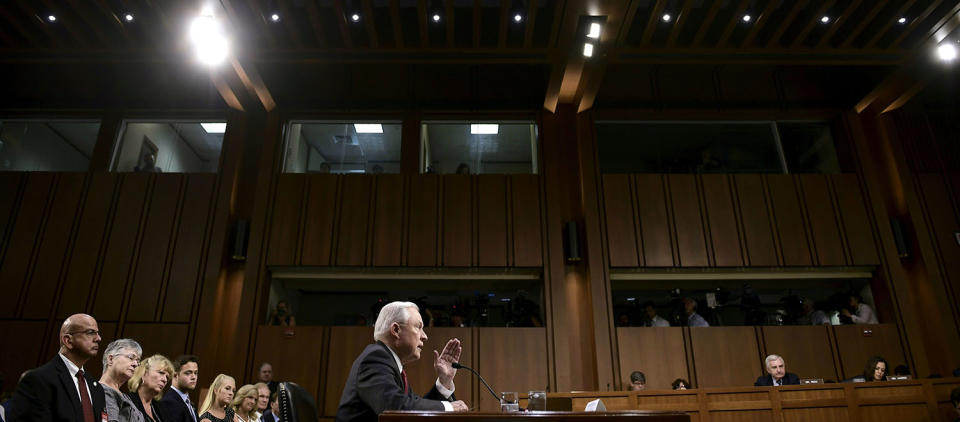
[268, 302, 296, 328]
[841, 293, 878, 324]
[99, 339, 143, 422]
[798, 298, 830, 325]
[643, 302, 670, 327]
[683, 298, 709, 327]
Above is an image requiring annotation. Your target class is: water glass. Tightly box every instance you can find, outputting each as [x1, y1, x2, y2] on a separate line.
[500, 391, 519, 412]
[527, 391, 546, 411]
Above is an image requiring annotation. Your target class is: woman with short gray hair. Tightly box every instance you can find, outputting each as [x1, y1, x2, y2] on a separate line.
[99, 338, 144, 422]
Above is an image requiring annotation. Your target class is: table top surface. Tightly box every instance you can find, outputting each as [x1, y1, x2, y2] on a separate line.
[381, 410, 689, 417]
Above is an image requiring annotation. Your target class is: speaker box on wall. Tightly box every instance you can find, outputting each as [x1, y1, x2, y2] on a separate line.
[231, 219, 250, 261]
[564, 221, 581, 263]
[890, 218, 910, 258]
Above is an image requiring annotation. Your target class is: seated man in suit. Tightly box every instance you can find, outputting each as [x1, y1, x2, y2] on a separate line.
[754, 354, 800, 387]
[335, 301, 468, 422]
[158, 354, 200, 422]
[9, 313, 106, 422]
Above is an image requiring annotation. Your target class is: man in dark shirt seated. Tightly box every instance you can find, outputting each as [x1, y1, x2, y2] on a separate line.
[754, 354, 800, 387]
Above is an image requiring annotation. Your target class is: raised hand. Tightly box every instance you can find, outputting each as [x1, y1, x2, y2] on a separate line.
[434, 338, 462, 389]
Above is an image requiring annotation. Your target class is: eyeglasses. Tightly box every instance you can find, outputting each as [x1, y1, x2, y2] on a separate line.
[67, 329, 101, 337]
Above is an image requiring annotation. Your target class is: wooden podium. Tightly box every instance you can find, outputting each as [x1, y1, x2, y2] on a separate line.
[380, 411, 690, 422]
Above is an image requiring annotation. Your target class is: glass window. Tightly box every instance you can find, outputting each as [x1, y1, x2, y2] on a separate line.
[112, 121, 225, 173]
[777, 122, 841, 173]
[0, 120, 100, 172]
[283, 122, 401, 174]
[421, 122, 538, 174]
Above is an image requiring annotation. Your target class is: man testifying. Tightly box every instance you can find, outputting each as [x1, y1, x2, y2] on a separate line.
[754, 354, 800, 386]
[335, 301, 468, 422]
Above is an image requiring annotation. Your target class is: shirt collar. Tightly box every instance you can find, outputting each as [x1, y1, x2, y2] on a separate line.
[59, 352, 83, 376]
[383, 343, 404, 373]
[171, 385, 190, 402]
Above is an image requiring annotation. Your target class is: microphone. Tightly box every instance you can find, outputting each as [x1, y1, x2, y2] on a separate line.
[452, 362, 501, 404]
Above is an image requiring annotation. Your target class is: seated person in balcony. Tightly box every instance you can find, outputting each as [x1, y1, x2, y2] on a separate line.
[626, 372, 646, 391]
[335, 301, 467, 422]
[671, 379, 689, 390]
[643, 302, 670, 327]
[797, 298, 830, 326]
[754, 354, 800, 387]
[840, 293, 878, 324]
[683, 298, 709, 327]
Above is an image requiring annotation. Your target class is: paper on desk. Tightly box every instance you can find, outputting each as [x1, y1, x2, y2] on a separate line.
[584, 399, 606, 412]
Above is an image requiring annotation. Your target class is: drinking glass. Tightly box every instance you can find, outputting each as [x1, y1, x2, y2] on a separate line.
[500, 392, 519, 412]
[527, 391, 546, 411]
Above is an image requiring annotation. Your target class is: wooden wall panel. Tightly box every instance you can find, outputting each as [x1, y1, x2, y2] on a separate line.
[323, 327, 375, 417]
[690, 327, 762, 388]
[121, 322, 190, 359]
[602, 175, 640, 267]
[733, 175, 778, 266]
[372, 175, 404, 266]
[93, 174, 149, 321]
[859, 404, 929, 422]
[301, 174, 338, 266]
[635, 175, 674, 267]
[917, 174, 960, 297]
[407, 176, 440, 266]
[617, 327, 689, 391]
[127, 175, 182, 322]
[761, 326, 838, 382]
[252, 326, 326, 405]
[404, 327, 473, 405]
[833, 324, 906, 380]
[833, 174, 879, 266]
[336, 175, 374, 266]
[477, 327, 548, 411]
[668, 175, 708, 267]
[701, 175, 743, 267]
[799, 175, 845, 266]
[161, 174, 216, 322]
[442, 175, 472, 267]
[766, 176, 812, 266]
[58, 173, 117, 318]
[0, 173, 54, 317]
[477, 176, 507, 267]
[0, 321, 48, 392]
[0, 173, 24, 264]
[781, 408, 849, 422]
[267, 174, 306, 266]
[510, 175, 542, 267]
[22, 174, 86, 319]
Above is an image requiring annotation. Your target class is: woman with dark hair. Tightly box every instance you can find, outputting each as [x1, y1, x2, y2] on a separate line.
[863, 356, 888, 382]
[671, 379, 690, 390]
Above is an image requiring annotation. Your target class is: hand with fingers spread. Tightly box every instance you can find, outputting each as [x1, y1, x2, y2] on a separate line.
[434, 338, 462, 390]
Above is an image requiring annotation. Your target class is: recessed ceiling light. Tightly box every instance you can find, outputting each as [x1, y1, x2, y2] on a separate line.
[513, 13, 522, 23]
[742, 14, 752, 22]
[47, 15, 56, 22]
[587, 22, 601, 39]
[897, 17, 907, 24]
[662, 13, 671, 22]
[271, 13, 280, 22]
[582, 42, 594, 57]
[190, 12, 230, 65]
[201, 122, 227, 134]
[432, 13, 441, 22]
[351, 13, 360, 22]
[354, 123, 383, 134]
[820, 16, 830, 24]
[937, 43, 957, 61]
[124, 14, 134, 22]
[470, 124, 499, 135]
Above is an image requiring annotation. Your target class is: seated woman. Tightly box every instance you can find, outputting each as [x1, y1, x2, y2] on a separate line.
[231, 385, 258, 422]
[99, 339, 143, 422]
[672, 378, 690, 390]
[199, 374, 239, 422]
[128, 355, 175, 422]
[863, 356, 888, 382]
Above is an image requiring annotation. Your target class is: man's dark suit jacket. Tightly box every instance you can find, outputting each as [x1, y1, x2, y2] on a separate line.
[754, 372, 801, 386]
[157, 389, 197, 422]
[335, 341, 451, 422]
[9, 355, 107, 422]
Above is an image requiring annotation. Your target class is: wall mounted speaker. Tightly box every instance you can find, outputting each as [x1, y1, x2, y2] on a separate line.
[890, 218, 910, 258]
[231, 219, 250, 261]
[564, 221, 581, 263]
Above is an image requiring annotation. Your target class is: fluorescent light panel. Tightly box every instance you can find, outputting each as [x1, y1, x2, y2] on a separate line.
[201, 122, 227, 133]
[587, 22, 601, 39]
[470, 124, 499, 135]
[354, 123, 383, 133]
[583, 43, 594, 57]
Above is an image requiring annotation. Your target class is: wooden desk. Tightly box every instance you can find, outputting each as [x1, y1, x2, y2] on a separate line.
[380, 411, 690, 422]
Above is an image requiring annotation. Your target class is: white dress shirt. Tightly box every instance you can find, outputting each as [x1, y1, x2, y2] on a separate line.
[59, 353, 92, 403]
[851, 303, 879, 324]
[384, 345, 455, 411]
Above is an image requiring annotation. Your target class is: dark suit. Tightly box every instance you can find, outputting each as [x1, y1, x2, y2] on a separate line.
[9, 356, 107, 422]
[335, 341, 451, 422]
[157, 389, 197, 422]
[754, 372, 801, 386]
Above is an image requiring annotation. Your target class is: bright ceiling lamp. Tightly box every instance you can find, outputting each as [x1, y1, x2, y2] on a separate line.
[190, 7, 229, 65]
[587, 22, 601, 39]
[937, 42, 958, 61]
[354, 123, 383, 133]
[201, 122, 227, 134]
[470, 124, 499, 135]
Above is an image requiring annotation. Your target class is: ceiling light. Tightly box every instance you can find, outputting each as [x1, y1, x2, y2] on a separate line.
[201, 122, 227, 134]
[513, 13, 522, 23]
[351, 13, 360, 22]
[47, 15, 56, 22]
[354, 123, 383, 134]
[662, 13, 671, 22]
[587, 22, 601, 39]
[742, 14, 751, 22]
[124, 14, 134, 22]
[582, 42, 594, 57]
[937, 42, 957, 61]
[432, 13, 441, 22]
[820, 16, 830, 24]
[271, 13, 280, 22]
[897, 17, 907, 24]
[470, 124, 499, 135]
[190, 10, 230, 65]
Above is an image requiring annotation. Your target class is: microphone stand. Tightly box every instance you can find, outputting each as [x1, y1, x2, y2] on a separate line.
[452, 362, 501, 404]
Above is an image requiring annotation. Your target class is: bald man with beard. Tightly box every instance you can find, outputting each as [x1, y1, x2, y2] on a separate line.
[9, 314, 107, 422]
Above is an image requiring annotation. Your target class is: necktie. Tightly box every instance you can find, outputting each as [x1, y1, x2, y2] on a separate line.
[401, 370, 409, 393]
[76, 369, 94, 422]
[186, 397, 198, 422]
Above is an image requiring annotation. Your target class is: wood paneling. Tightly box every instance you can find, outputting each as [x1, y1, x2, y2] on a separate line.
[761, 326, 838, 382]
[267, 174, 306, 266]
[442, 176, 472, 267]
[22, 174, 85, 319]
[781, 408, 849, 422]
[833, 174, 879, 266]
[477, 327, 548, 411]
[301, 174, 339, 266]
[0, 173, 54, 317]
[859, 404, 930, 422]
[602, 175, 640, 267]
[617, 327, 689, 391]
[477, 176, 507, 267]
[0, 173, 24, 259]
[709, 410, 772, 422]
[799, 175, 845, 266]
[121, 322, 190, 360]
[323, 327, 375, 416]
[403, 327, 473, 404]
[690, 327, 762, 388]
[127, 174, 182, 322]
[734, 175, 778, 266]
[510, 175, 542, 267]
[93, 174, 150, 321]
[668, 175, 708, 267]
[252, 326, 326, 405]
[833, 324, 906, 380]
[162, 174, 216, 322]
[372, 175, 404, 266]
[635, 175, 674, 267]
[336, 175, 374, 266]
[407, 175, 440, 266]
[766, 176, 812, 266]
[917, 174, 960, 299]
[0, 321, 49, 391]
[701, 175, 743, 267]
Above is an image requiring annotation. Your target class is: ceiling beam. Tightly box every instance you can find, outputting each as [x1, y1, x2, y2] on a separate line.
[865, 0, 917, 49]
[889, 0, 948, 49]
[609, 47, 905, 65]
[741, 0, 779, 48]
[766, 0, 806, 48]
[363, 0, 380, 48]
[839, 0, 888, 48]
[230, 56, 276, 112]
[790, 0, 835, 48]
[716, 0, 751, 48]
[0, 5, 42, 47]
[817, 0, 862, 48]
[68, 0, 112, 46]
[473, 0, 481, 48]
[691, 0, 724, 47]
[547, 0, 566, 47]
[333, 0, 355, 48]
[615, 0, 641, 47]
[16, 0, 66, 48]
[640, 0, 666, 46]
[389, 0, 403, 48]
[304, 0, 328, 48]
[523, 0, 538, 48]
[278, 0, 303, 48]
[666, 0, 694, 47]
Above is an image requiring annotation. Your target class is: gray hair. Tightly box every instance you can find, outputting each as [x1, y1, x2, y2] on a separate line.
[374, 301, 419, 342]
[102, 338, 142, 369]
[765, 354, 784, 369]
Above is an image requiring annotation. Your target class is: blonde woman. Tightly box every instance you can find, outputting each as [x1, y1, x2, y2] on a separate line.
[231, 385, 258, 422]
[127, 355, 175, 422]
[198, 374, 239, 422]
[99, 339, 143, 422]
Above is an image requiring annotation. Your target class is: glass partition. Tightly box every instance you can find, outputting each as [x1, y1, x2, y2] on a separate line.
[421, 122, 538, 174]
[112, 121, 225, 173]
[283, 122, 402, 174]
[0, 120, 100, 172]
